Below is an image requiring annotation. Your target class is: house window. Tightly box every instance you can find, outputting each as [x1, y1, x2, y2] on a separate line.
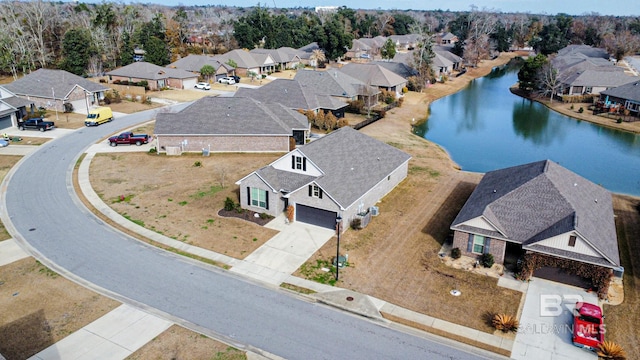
[312, 185, 321, 198]
[568, 235, 577, 247]
[291, 155, 306, 171]
[473, 235, 486, 254]
[585, 87, 592, 94]
[250, 188, 267, 208]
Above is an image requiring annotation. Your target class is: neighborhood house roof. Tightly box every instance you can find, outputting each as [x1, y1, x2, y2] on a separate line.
[339, 63, 407, 88]
[294, 69, 380, 98]
[561, 68, 638, 88]
[154, 97, 308, 136]
[371, 61, 418, 78]
[250, 127, 411, 209]
[213, 49, 269, 69]
[168, 55, 234, 73]
[107, 62, 197, 80]
[600, 81, 640, 102]
[451, 160, 620, 268]
[236, 79, 347, 111]
[3, 68, 108, 100]
[250, 48, 300, 64]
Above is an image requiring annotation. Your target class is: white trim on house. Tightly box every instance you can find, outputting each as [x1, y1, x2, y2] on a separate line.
[271, 149, 324, 176]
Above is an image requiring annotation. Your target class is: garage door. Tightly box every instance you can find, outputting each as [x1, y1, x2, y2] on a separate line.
[0, 114, 12, 129]
[296, 204, 337, 229]
[182, 78, 197, 89]
[533, 267, 592, 289]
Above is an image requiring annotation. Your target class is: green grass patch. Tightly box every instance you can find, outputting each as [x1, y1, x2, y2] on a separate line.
[36, 260, 59, 278]
[409, 165, 440, 178]
[122, 214, 145, 227]
[191, 185, 224, 199]
[178, 201, 188, 206]
[280, 282, 317, 294]
[299, 259, 337, 286]
[112, 194, 134, 204]
[207, 219, 215, 224]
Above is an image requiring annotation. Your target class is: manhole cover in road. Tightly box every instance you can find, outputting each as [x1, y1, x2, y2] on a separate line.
[450, 290, 461, 296]
[346, 296, 354, 301]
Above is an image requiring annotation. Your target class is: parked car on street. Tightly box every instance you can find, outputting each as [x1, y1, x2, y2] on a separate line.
[231, 75, 240, 83]
[218, 77, 236, 85]
[108, 132, 149, 146]
[194, 82, 211, 90]
[0, 139, 9, 147]
[85, 107, 113, 126]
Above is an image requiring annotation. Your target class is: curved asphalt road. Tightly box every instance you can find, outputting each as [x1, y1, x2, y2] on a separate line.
[2, 108, 494, 359]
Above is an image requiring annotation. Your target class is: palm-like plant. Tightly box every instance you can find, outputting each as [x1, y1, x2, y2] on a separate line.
[310, 49, 326, 70]
[492, 314, 519, 333]
[597, 341, 626, 360]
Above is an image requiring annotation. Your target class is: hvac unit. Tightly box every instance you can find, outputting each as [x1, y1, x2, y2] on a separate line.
[370, 206, 379, 216]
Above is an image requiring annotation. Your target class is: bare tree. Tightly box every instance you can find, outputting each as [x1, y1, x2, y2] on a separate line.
[15, 0, 57, 68]
[535, 59, 564, 103]
[464, 7, 498, 67]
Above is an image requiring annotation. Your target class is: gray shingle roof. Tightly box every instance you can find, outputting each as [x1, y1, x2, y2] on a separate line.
[557, 45, 610, 59]
[294, 69, 379, 98]
[154, 97, 308, 136]
[561, 68, 638, 88]
[236, 79, 346, 111]
[600, 81, 640, 102]
[298, 127, 411, 208]
[256, 166, 317, 193]
[250, 48, 300, 64]
[3, 69, 108, 99]
[2, 95, 33, 108]
[107, 62, 197, 80]
[212, 49, 265, 69]
[451, 160, 620, 267]
[168, 55, 234, 73]
[371, 61, 418, 78]
[339, 63, 407, 88]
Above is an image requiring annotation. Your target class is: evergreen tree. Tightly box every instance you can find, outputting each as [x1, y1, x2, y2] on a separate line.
[60, 28, 95, 76]
[144, 36, 170, 66]
[517, 53, 547, 91]
[380, 38, 397, 60]
[119, 32, 134, 67]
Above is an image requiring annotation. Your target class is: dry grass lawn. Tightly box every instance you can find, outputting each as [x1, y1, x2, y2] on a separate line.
[0, 258, 120, 359]
[89, 152, 280, 259]
[127, 325, 246, 360]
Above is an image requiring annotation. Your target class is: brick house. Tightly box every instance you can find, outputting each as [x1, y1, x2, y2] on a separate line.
[106, 62, 199, 90]
[154, 97, 309, 153]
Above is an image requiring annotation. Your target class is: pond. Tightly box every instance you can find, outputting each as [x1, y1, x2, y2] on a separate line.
[413, 61, 640, 197]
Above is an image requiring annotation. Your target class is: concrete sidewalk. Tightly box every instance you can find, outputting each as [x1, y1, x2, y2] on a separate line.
[0, 239, 29, 266]
[29, 304, 172, 360]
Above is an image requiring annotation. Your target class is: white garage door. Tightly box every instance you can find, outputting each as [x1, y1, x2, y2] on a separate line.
[182, 78, 198, 89]
[70, 99, 90, 115]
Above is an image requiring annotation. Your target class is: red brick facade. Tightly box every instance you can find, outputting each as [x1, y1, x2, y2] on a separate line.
[452, 230, 507, 264]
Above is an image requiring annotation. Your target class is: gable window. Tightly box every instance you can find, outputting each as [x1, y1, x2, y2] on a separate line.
[568, 235, 577, 247]
[308, 184, 323, 199]
[248, 187, 268, 209]
[291, 155, 307, 171]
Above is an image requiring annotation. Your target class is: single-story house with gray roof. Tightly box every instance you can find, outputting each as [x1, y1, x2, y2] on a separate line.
[212, 49, 276, 76]
[236, 78, 348, 118]
[2, 68, 108, 114]
[236, 126, 411, 230]
[294, 69, 380, 108]
[557, 68, 638, 96]
[107, 61, 199, 90]
[154, 96, 310, 153]
[249, 48, 301, 70]
[339, 63, 407, 97]
[0, 86, 35, 128]
[599, 81, 640, 117]
[451, 160, 620, 289]
[167, 55, 235, 81]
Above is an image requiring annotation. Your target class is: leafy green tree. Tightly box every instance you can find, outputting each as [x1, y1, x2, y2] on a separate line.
[200, 64, 215, 81]
[380, 38, 397, 60]
[491, 23, 511, 52]
[144, 36, 170, 66]
[391, 13, 415, 35]
[60, 28, 95, 76]
[314, 17, 352, 61]
[530, 14, 572, 55]
[226, 59, 237, 68]
[518, 53, 547, 91]
[233, 5, 272, 49]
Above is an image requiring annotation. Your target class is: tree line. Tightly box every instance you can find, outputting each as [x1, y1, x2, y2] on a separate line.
[0, 1, 638, 81]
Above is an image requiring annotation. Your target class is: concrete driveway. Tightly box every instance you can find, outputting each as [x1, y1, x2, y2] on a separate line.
[512, 278, 598, 360]
[230, 215, 336, 285]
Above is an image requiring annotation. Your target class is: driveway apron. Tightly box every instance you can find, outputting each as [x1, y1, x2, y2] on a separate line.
[512, 278, 598, 360]
[230, 216, 335, 285]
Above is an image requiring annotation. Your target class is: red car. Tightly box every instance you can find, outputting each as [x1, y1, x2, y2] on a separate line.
[572, 302, 604, 351]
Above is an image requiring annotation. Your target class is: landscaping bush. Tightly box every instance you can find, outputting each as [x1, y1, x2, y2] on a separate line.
[259, 212, 271, 220]
[492, 314, 519, 333]
[480, 253, 494, 268]
[224, 197, 235, 211]
[351, 218, 361, 230]
[63, 103, 74, 113]
[148, 147, 157, 154]
[597, 341, 626, 360]
[578, 107, 584, 113]
[451, 247, 461, 259]
[193, 161, 202, 167]
[617, 118, 623, 123]
[347, 100, 364, 113]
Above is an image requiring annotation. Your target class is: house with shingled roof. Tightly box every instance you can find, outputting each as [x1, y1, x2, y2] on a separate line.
[294, 69, 380, 107]
[339, 63, 407, 97]
[106, 61, 199, 90]
[2, 68, 108, 114]
[249, 48, 301, 70]
[236, 127, 411, 230]
[167, 55, 236, 81]
[212, 49, 276, 76]
[599, 81, 640, 118]
[154, 97, 310, 153]
[0, 86, 34, 128]
[450, 160, 620, 290]
[236, 78, 348, 118]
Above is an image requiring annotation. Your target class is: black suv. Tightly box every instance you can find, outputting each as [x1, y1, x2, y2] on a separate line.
[231, 75, 240, 83]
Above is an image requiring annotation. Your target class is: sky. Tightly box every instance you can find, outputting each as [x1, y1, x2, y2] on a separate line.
[144, 0, 640, 17]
